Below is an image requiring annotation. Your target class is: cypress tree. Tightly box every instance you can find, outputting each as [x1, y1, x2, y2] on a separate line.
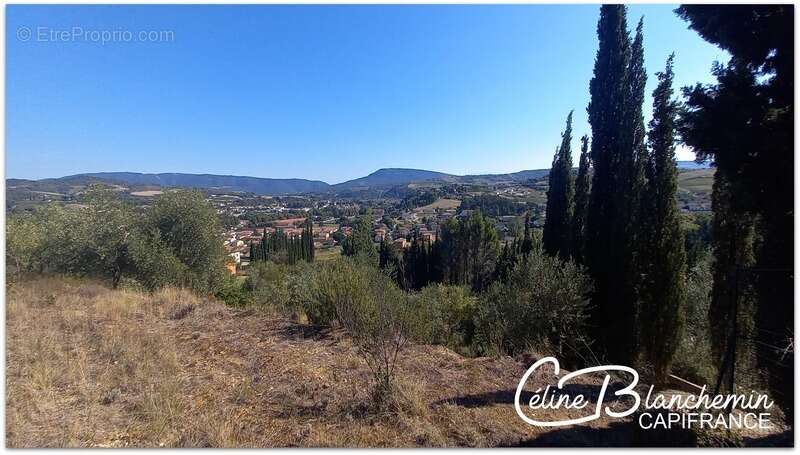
[585, 5, 645, 364]
[639, 55, 687, 382]
[520, 212, 533, 257]
[570, 135, 591, 263]
[542, 111, 575, 261]
[620, 17, 649, 364]
[677, 6, 793, 415]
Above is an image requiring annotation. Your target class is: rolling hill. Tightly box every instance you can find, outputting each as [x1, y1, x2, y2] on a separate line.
[74, 172, 330, 195]
[7, 161, 710, 197]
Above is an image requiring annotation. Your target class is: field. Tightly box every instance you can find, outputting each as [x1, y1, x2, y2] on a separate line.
[130, 190, 164, 197]
[677, 169, 714, 195]
[315, 246, 342, 262]
[6, 278, 788, 448]
[417, 198, 461, 211]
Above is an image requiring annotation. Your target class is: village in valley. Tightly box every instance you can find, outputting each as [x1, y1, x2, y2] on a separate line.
[214, 165, 712, 275]
[4, 164, 713, 278]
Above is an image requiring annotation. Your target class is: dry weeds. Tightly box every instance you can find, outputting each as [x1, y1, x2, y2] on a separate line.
[5, 277, 789, 447]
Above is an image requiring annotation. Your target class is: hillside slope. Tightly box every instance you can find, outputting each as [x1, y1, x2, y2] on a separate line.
[6, 278, 786, 447]
[75, 172, 331, 195]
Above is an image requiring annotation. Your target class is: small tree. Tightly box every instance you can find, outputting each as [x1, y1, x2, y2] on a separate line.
[6, 214, 46, 281]
[341, 212, 378, 265]
[312, 258, 418, 406]
[145, 189, 226, 294]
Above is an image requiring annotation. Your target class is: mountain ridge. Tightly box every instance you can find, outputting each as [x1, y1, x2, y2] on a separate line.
[7, 161, 709, 196]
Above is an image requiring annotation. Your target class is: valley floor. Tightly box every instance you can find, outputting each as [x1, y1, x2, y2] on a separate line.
[5, 278, 789, 447]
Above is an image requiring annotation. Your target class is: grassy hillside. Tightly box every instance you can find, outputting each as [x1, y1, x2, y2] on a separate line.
[6, 277, 786, 447]
[677, 168, 714, 194]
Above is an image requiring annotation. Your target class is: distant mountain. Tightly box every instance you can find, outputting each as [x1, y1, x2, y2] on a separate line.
[9, 162, 708, 197]
[677, 160, 711, 170]
[332, 167, 552, 191]
[333, 168, 458, 190]
[70, 172, 330, 195]
[458, 169, 550, 185]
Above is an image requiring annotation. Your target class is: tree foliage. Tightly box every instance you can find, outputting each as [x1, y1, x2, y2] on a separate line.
[6, 187, 228, 296]
[677, 4, 793, 415]
[437, 211, 500, 292]
[639, 55, 687, 382]
[584, 5, 646, 364]
[570, 135, 592, 264]
[542, 111, 575, 260]
[475, 248, 593, 361]
[342, 211, 378, 265]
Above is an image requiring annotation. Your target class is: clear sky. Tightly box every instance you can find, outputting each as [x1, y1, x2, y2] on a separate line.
[7, 4, 728, 184]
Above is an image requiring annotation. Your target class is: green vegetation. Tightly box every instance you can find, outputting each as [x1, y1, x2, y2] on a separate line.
[415, 284, 476, 355]
[459, 194, 528, 217]
[583, 5, 647, 365]
[7, 186, 226, 296]
[475, 248, 592, 359]
[638, 54, 686, 383]
[341, 211, 379, 265]
[570, 135, 591, 263]
[542, 111, 574, 260]
[249, 218, 314, 265]
[677, 4, 793, 417]
[5, 3, 792, 427]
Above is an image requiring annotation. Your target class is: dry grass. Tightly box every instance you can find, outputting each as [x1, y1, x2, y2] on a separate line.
[129, 190, 163, 197]
[417, 198, 461, 211]
[677, 168, 715, 194]
[6, 277, 788, 447]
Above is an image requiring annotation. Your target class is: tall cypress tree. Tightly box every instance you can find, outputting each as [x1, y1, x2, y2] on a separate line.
[570, 135, 591, 263]
[620, 17, 649, 363]
[639, 55, 687, 382]
[585, 5, 639, 363]
[542, 111, 575, 261]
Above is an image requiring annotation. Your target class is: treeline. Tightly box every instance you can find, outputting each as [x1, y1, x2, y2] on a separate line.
[534, 7, 691, 384]
[460, 194, 531, 217]
[371, 211, 503, 292]
[533, 4, 792, 421]
[249, 219, 314, 265]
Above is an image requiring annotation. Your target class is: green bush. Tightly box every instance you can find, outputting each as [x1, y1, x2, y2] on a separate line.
[246, 261, 290, 310]
[244, 261, 314, 319]
[6, 186, 228, 296]
[145, 189, 226, 294]
[310, 258, 420, 406]
[414, 284, 476, 354]
[473, 249, 593, 359]
[215, 275, 252, 307]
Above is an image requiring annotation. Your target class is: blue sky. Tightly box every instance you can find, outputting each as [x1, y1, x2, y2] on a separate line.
[7, 5, 728, 184]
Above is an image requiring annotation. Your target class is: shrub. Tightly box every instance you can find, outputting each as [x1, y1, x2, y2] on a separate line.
[414, 284, 476, 353]
[214, 275, 252, 307]
[311, 258, 419, 407]
[473, 249, 593, 360]
[245, 261, 314, 319]
[7, 187, 229, 296]
[245, 261, 290, 311]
